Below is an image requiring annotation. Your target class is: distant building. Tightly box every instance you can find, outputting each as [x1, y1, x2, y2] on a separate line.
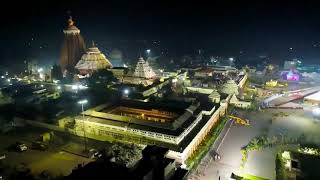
[75, 41, 112, 76]
[284, 60, 297, 70]
[229, 94, 251, 109]
[266, 79, 278, 87]
[194, 68, 214, 78]
[281, 70, 300, 81]
[59, 16, 86, 75]
[27, 59, 38, 75]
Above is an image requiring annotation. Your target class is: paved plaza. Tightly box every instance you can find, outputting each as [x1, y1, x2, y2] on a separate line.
[196, 108, 320, 180]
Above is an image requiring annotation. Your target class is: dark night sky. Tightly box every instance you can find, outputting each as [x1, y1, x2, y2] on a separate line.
[1, 0, 320, 68]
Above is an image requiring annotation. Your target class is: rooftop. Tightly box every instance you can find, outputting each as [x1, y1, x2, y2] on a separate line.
[304, 91, 320, 102]
[78, 99, 196, 136]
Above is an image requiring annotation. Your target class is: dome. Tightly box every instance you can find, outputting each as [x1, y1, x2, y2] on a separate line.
[75, 41, 112, 72]
[109, 49, 123, 60]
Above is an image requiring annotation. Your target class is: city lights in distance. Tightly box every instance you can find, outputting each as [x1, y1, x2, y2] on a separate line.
[72, 84, 88, 90]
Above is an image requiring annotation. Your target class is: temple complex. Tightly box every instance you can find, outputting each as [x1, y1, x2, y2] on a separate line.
[75, 41, 112, 76]
[59, 17, 86, 74]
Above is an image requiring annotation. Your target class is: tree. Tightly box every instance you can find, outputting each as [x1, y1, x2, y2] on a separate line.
[88, 69, 118, 89]
[51, 64, 63, 81]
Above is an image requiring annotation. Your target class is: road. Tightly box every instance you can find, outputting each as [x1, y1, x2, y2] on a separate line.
[0, 125, 112, 177]
[200, 113, 268, 180]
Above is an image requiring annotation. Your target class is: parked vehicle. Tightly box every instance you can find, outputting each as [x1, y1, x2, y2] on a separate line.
[210, 151, 221, 161]
[0, 154, 5, 160]
[15, 142, 27, 152]
[89, 149, 102, 159]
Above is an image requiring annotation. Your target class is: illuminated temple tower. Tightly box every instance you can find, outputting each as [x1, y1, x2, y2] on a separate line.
[60, 17, 86, 74]
[75, 41, 112, 76]
[133, 57, 156, 79]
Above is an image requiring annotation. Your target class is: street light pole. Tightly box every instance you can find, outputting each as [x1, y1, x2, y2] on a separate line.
[78, 99, 88, 152]
[82, 103, 88, 152]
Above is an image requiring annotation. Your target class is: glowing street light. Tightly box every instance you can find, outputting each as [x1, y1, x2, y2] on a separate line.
[312, 107, 320, 118]
[124, 89, 130, 95]
[72, 85, 79, 90]
[78, 99, 88, 105]
[146, 49, 151, 54]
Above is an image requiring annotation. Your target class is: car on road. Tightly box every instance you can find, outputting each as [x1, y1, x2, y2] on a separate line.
[9, 142, 28, 152]
[17, 142, 27, 152]
[0, 154, 5, 160]
[210, 151, 221, 161]
[89, 149, 102, 159]
[214, 153, 221, 161]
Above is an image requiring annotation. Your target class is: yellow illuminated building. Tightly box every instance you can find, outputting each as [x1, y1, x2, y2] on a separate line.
[266, 79, 278, 87]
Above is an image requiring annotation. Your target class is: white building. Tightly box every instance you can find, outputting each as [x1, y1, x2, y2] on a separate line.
[75, 42, 112, 76]
[133, 57, 156, 79]
[209, 89, 221, 103]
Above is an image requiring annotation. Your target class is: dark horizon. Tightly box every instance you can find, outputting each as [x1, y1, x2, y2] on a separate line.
[1, 0, 320, 68]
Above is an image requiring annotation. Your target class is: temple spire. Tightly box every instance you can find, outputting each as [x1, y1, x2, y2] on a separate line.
[68, 16, 74, 26]
[92, 40, 95, 47]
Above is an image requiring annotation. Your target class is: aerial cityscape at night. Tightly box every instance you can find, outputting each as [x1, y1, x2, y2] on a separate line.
[2, 1, 320, 180]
